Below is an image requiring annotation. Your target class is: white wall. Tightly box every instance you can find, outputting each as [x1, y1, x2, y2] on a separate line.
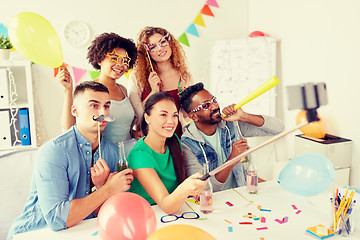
[0, 0, 248, 142]
[248, 0, 360, 187]
[1, 0, 359, 187]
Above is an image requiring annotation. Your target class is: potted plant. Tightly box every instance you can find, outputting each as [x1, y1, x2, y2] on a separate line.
[0, 35, 13, 60]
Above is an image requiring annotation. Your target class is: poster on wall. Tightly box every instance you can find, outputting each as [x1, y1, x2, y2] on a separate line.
[209, 37, 277, 116]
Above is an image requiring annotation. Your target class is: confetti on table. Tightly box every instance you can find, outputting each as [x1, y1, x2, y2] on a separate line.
[257, 205, 262, 210]
[224, 219, 232, 224]
[260, 238, 265, 240]
[274, 219, 284, 224]
[243, 214, 255, 218]
[91, 231, 98, 236]
[259, 208, 271, 212]
[239, 222, 253, 224]
[226, 201, 234, 207]
[291, 204, 297, 210]
[283, 216, 288, 223]
[187, 198, 200, 205]
[254, 217, 260, 221]
[256, 227, 268, 231]
[295, 210, 301, 214]
[261, 217, 266, 223]
[228, 226, 233, 232]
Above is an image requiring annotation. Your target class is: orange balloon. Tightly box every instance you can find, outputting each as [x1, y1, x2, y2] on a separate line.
[147, 224, 216, 240]
[296, 110, 326, 138]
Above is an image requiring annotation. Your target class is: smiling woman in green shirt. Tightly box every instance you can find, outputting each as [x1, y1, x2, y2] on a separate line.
[128, 92, 206, 214]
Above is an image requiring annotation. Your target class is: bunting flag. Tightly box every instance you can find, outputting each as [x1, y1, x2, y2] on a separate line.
[178, 33, 190, 47]
[206, 0, 219, 8]
[178, 0, 219, 47]
[186, 23, 199, 37]
[200, 5, 215, 17]
[194, 14, 206, 27]
[54, 62, 69, 77]
[89, 70, 101, 80]
[72, 66, 87, 83]
[0, 23, 9, 37]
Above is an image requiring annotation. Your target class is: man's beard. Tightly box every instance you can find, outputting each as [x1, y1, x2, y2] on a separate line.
[207, 108, 222, 125]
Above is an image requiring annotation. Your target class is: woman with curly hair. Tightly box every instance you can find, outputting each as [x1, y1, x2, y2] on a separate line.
[57, 32, 141, 146]
[128, 26, 192, 137]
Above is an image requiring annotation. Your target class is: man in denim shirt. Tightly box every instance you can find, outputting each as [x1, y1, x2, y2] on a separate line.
[180, 83, 284, 192]
[8, 81, 133, 239]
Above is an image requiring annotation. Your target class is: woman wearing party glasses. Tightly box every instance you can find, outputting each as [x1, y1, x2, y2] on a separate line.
[57, 33, 141, 148]
[128, 26, 192, 138]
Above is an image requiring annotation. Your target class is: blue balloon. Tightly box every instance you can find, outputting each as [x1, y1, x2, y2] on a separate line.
[279, 153, 335, 196]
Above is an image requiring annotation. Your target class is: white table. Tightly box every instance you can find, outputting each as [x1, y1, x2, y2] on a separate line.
[13, 181, 359, 240]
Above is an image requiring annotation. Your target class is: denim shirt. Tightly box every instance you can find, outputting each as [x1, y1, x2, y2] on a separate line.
[182, 121, 247, 191]
[181, 116, 284, 192]
[7, 125, 118, 240]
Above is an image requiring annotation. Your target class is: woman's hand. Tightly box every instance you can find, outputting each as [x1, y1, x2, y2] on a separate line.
[57, 67, 73, 91]
[148, 71, 161, 93]
[180, 172, 207, 197]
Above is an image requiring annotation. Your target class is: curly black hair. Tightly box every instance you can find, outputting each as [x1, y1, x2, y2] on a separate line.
[179, 82, 205, 113]
[87, 32, 137, 70]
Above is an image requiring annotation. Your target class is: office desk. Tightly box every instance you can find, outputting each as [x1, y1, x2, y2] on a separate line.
[13, 181, 359, 240]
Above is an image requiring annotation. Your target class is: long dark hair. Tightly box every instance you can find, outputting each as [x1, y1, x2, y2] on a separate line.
[141, 92, 185, 184]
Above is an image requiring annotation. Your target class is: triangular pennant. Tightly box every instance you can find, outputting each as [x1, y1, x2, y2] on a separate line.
[54, 62, 69, 77]
[72, 66, 87, 84]
[89, 70, 100, 79]
[123, 69, 133, 79]
[194, 14, 206, 27]
[0, 23, 9, 37]
[178, 33, 190, 47]
[186, 23, 200, 37]
[206, 0, 219, 8]
[201, 5, 215, 17]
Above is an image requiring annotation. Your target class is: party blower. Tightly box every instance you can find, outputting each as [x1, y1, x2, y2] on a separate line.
[222, 75, 280, 117]
[200, 82, 328, 180]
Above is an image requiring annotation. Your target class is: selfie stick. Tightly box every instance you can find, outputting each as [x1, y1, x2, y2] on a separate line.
[199, 121, 309, 180]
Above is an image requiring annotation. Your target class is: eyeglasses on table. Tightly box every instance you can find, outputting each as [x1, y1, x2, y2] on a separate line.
[160, 211, 200, 223]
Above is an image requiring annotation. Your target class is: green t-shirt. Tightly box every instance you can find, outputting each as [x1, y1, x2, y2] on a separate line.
[128, 137, 179, 205]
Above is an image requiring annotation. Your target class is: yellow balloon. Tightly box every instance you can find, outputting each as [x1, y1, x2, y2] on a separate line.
[296, 110, 326, 138]
[147, 224, 216, 240]
[8, 12, 63, 68]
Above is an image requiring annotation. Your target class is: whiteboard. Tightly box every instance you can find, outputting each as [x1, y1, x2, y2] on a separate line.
[209, 37, 277, 116]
